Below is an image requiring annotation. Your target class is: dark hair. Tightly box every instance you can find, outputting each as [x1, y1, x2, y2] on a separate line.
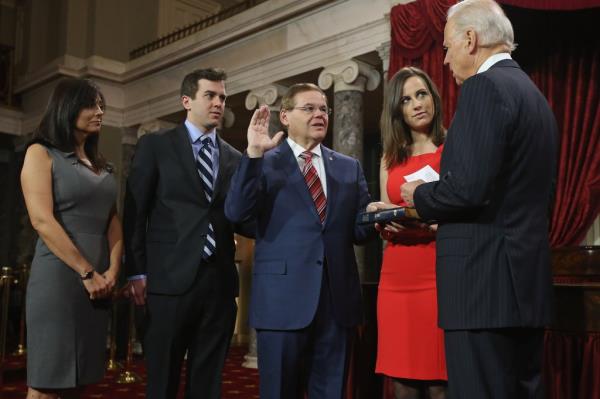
[33, 77, 107, 170]
[380, 66, 445, 169]
[280, 83, 327, 111]
[180, 68, 227, 98]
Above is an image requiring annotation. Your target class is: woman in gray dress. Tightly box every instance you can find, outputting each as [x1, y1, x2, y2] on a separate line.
[20, 78, 122, 399]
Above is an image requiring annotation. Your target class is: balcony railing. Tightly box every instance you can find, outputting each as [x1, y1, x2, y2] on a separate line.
[0, 45, 14, 107]
[129, 0, 268, 60]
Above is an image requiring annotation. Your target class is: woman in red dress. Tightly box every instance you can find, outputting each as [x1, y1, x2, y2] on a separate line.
[374, 66, 447, 399]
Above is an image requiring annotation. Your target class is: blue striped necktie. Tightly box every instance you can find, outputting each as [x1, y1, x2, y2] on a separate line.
[196, 136, 216, 259]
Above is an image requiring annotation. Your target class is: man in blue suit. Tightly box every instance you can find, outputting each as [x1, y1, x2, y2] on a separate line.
[399, 1, 558, 398]
[225, 83, 374, 399]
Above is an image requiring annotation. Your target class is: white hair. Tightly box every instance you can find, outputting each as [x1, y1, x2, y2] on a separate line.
[447, 0, 516, 52]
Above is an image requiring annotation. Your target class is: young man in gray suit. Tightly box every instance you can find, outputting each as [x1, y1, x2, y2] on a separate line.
[123, 68, 252, 399]
[398, 1, 558, 398]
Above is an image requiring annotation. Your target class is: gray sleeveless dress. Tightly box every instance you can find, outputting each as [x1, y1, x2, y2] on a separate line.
[26, 146, 117, 388]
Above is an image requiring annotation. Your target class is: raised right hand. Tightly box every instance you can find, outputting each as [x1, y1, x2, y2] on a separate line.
[246, 105, 284, 157]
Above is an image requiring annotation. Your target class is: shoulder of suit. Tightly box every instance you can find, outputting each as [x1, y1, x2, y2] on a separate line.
[323, 146, 359, 165]
[462, 70, 505, 97]
[217, 136, 242, 157]
[138, 126, 178, 140]
[261, 141, 286, 160]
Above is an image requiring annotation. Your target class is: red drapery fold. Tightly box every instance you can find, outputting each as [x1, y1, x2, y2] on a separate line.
[544, 330, 600, 399]
[389, 0, 458, 128]
[531, 45, 600, 246]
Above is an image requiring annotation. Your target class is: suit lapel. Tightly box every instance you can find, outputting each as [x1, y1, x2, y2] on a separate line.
[169, 125, 206, 202]
[276, 141, 323, 224]
[321, 146, 337, 227]
[212, 136, 233, 202]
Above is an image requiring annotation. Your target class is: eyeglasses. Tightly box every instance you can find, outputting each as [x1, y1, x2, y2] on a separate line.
[291, 105, 332, 116]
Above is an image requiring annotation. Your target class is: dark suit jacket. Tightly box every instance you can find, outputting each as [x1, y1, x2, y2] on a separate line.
[123, 125, 251, 297]
[225, 141, 374, 330]
[414, 59, 558, 330]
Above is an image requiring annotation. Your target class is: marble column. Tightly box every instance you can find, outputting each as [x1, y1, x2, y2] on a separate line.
[245, 84, 288, 137]
[318, 59, 380, 281]
[318, 59, 380, 162]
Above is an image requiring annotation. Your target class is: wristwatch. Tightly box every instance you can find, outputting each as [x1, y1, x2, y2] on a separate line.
[80, 269, 95, 280]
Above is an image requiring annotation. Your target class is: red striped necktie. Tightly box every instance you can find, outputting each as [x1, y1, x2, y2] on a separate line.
[300, 151, 327, 224]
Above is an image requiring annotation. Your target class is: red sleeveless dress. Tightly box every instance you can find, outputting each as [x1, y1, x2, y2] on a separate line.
[375, 146, 447, 380]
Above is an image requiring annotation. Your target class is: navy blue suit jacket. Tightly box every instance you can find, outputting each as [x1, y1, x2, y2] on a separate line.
[414, 59, 558, 330]
[225, 141, 374, 330]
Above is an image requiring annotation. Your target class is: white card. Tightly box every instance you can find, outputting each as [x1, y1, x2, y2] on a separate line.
[403, 164, 439, 183]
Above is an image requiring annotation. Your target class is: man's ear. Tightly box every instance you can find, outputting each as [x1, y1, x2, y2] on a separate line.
[181, 95, 191, 111]
[280, 109, 289, 128]
[465, 29, 477, 53]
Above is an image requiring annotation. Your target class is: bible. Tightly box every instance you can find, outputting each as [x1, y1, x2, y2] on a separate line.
[358, 207, 419, 225]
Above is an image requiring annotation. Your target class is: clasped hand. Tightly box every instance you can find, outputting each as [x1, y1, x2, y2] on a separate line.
[82, 270, 116, 300]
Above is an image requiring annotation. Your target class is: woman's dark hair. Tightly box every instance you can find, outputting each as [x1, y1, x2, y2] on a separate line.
[380, 66, 445, 169]
[32, 77, 107, 170]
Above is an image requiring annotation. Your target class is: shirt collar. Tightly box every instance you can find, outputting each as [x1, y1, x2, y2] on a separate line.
[185, 119, 217, 147]
[477, 53, 512, 74]
[287, 137, 322, 159]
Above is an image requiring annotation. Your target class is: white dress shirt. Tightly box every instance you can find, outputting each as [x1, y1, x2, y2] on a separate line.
[286, 137, 328, 197]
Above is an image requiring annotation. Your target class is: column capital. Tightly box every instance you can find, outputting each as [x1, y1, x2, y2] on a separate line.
[223, 107, 235, 129]
[376, 41, 391, 75]
[245, 84, 288, 111]
[318, 59, 381, 93]
[137, 119, 177, 138]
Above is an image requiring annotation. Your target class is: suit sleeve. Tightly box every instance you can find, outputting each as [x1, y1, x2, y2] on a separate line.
[353, 159, 376, 244]
[414, 75, 510, 222]
[233, 220, 256, 239]
[123, 135, 158, 277]
[224, 154, 263, 224]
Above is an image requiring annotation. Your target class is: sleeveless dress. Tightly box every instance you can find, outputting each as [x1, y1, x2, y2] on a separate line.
[375, 146, 447, 380]
[26, 146, 117, 388]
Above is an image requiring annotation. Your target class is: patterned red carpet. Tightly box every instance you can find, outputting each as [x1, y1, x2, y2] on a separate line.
[0, 345, 259, 398]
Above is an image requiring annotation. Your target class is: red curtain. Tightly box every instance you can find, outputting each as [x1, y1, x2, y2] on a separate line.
[389, 0, 458, 128]
[544, 330, 600, 399]
[389, 0, 600, 247]
[530, 44, 600, 246]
